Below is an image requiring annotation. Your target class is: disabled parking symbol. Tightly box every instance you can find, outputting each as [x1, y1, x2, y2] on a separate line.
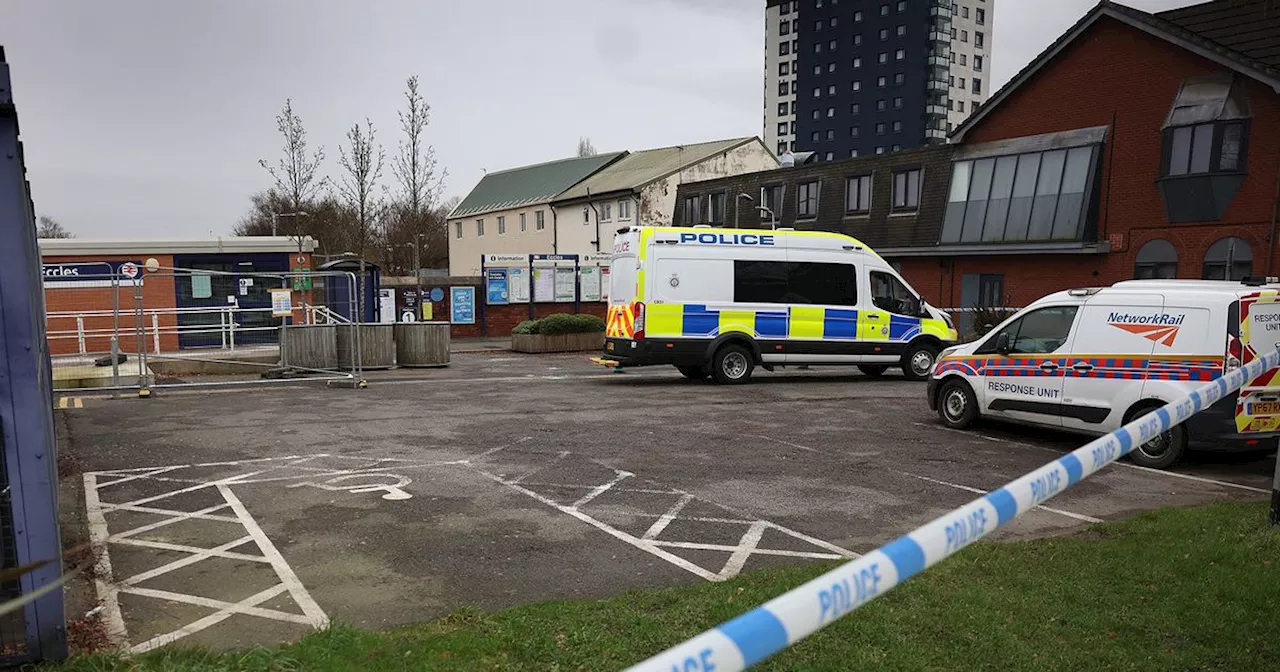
[288, 473, 413, 501]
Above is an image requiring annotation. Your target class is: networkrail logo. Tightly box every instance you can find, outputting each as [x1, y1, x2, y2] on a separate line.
[1107, 312, 1186, 347]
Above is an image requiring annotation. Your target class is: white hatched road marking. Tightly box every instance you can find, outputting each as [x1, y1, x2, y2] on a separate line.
[643, 494, 694, 540]
[904, 473, 1103, 524]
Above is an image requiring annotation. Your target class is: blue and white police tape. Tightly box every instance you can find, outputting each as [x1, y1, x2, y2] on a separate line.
[627, 348, 1280, 672]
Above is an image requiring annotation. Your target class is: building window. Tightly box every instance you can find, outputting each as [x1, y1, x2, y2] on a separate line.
[815, 43, 823, 54]
[779, 82, 789, 96]
[829, 84, 837, 95]
[827, 107, 836, 118]
[974, 55, 984, 72]
[535, 210, 545, 231]
[825, 152, 834, 161]
[951, 27, 957, 38]
[895, 48, 905, 60]
[778, 140, 788, 154]
[959, 53, 967, 66]
[877, 99, 887, 111]
[791, 121, 797, 133]
[583, 205, 590, 224]
[977, 7, 986, 24]
[476, 218, 485, 236]
[1134, 239, 1178, 279]
[941, 145, 1101, 244]
[892, 120, 902, 133]
[853, 57, 862, 68]
[950, 50, 956, 62]
[973, 78, 982, 94]
[893, 97, 903, 109]
[780, 42, 790, 56]
[814, 87, 822, 98]
[846, 175, 872, 214]
[892, 169, 922, 211]
[815, 19, 823, 30]
[975, 32, 984, 49]
[892, 144, 901, 152]
[851, 102, 861, 115]
[875, 122, 886, 135]
[761, 185, 784, 219]
[812, 110, 821, 120]
[618, 199, 631, 220]
[854, 33, 862, 45]
[600, 203, 612, 222]
[851, 149, 860, 158]
[950, 75, 956, 86]
[877, 76, 887, 88]
[879, 28, 888, 40]
[780, 2, 790, 13]
[854, 10, 863, 21]
[778, 102, 788, 116]
[880, 3, 889, 15]
[798, 180, 820, 218]
[781, 21, 791, 35]
[813, 65, 822, 75]
[708, 192, 727, 224]
[876, 146, 885, 155]
[497, 215, 507, 235]
[896, 25, 905, 37]
[878, 52, 888, 64]
[1164, 122, 1247, 176]
[894, 73, 905, 85]
[961, 6, 969, 18]
[831, 16, 838, 27]
[852, 80, 862, 91]
[778, 122, 789, 136]
[829, 62, 837, 73]
[959, 77, 966, 89]
[851, 126, 860, 137]
[779, 62, 789, 76]
[454, 222, 462, 239]
[960, 30, 968, 42]
[897, 0, 905, 10]
[681, 195, 702, 224]
[811, 131, 821, 142]
[1202, 237, 1252, 280]
[830, 39, 838, 50]
[826, 129, 835, 140]
[791, 80, 798, 93]
[957, 100, 965, 113]
[791, 101, 797, 114]
[948, 98, 954, 110]
[520, 212, 527, 232]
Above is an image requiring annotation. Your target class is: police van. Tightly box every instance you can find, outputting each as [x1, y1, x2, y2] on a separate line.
[594, 225, 958, 384]
[928, 279, 1280, 468]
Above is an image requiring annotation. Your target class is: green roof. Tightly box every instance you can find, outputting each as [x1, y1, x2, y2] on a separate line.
[553, 137, 758, 203]
[449, 152, 625, 219]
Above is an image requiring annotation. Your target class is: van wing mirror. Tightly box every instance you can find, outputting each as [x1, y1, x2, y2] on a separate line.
[995, 332, 1012, 354]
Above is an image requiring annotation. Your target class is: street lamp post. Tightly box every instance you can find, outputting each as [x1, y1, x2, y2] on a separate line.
[755, 205, 777, 230]
[735, 193, 754, 229]
[271, 210, 309, 236]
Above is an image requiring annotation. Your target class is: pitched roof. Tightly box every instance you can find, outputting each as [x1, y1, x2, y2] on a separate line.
[553, 137, 761, 203]
[449, 152, 625, 219]
[1158, 0, 1280, 68]
[952, 0, 1280, 143]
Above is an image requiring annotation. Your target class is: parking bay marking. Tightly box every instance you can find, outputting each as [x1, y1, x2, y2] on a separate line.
[903, 472, 1102, 524]
[912, 422, 1268, 494]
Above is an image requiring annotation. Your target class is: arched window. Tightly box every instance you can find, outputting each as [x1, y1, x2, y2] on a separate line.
[1134, 239, 1178, 279]
[1202, 237, 1253, 280]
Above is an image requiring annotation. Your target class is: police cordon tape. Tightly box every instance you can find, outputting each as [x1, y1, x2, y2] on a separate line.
[626, 347, 1280, 672]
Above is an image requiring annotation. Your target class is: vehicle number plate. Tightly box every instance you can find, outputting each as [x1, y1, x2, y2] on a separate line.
[1248, 401, 1280, 416]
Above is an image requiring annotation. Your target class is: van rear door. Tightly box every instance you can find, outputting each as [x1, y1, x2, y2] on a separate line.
[606, 231, 641, 340]
[1235, 291, 1280, 433]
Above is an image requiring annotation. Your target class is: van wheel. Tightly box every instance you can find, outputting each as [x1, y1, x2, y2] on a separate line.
[676, 365, 708, 380]
[901, 342, 939, 381]
[711, 344, 754, 385]
[937, 379, 978, 429]
[1123, 405, 1187, 469]
[858, 364, 888, 377]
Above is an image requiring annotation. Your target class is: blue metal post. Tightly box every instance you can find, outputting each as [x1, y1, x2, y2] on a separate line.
[0, 46, 68, 661]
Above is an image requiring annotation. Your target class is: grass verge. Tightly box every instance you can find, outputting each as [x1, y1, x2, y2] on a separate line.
[50, 501, 1280, 671]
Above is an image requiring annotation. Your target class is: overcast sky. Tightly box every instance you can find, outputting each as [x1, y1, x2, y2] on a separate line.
[2, 0, 1200, 239]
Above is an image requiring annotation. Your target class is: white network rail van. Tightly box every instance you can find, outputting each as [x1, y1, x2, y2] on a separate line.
[595, 226, 958, 384]
[928, 279, 1280, 468]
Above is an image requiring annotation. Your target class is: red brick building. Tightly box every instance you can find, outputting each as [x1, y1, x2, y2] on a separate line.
[674, 0, 1280, 332]
[898, 0, 1280, 313]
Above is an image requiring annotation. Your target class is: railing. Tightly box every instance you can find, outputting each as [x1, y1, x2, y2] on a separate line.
[627, 347, 1280, 671]
[305, 303, 351, 325]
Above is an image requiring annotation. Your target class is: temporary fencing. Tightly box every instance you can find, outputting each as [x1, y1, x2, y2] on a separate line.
[626, 346, 1280, 672]
[44, 266, 367, 392]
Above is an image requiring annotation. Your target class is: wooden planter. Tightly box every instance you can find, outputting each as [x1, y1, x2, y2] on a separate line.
[281, 325, 338, 370]
[336, 323, 396, 370]
[393, 322, 450, 367]
[511, 331, 604, 354]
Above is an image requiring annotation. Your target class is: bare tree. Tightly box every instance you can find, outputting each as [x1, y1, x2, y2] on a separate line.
[389, 76, 447, 275]
[336, 119, 385, 318]
[258, 99, 326, 237]
[577, 136, 597, 158]
[36, 215, 72, 238]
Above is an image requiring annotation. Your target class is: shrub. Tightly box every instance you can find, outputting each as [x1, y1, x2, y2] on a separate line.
[967, 305, 1018, 341]
[510, 313, 606, 336]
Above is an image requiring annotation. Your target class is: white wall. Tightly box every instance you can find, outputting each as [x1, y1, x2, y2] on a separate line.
[948, 0, 994, 131]
[764, 2, 799, 156]
[552, 140, 780, 256]
[447, 203, 556, 276]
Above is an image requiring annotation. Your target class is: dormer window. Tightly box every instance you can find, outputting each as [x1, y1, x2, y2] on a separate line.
[1158, 74, 1251, 222]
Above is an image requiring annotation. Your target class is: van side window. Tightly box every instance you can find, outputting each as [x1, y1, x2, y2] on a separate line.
[734, 261, 857, 306]
[979, 306, 1078, 355]
[870, 271, 920, 315]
